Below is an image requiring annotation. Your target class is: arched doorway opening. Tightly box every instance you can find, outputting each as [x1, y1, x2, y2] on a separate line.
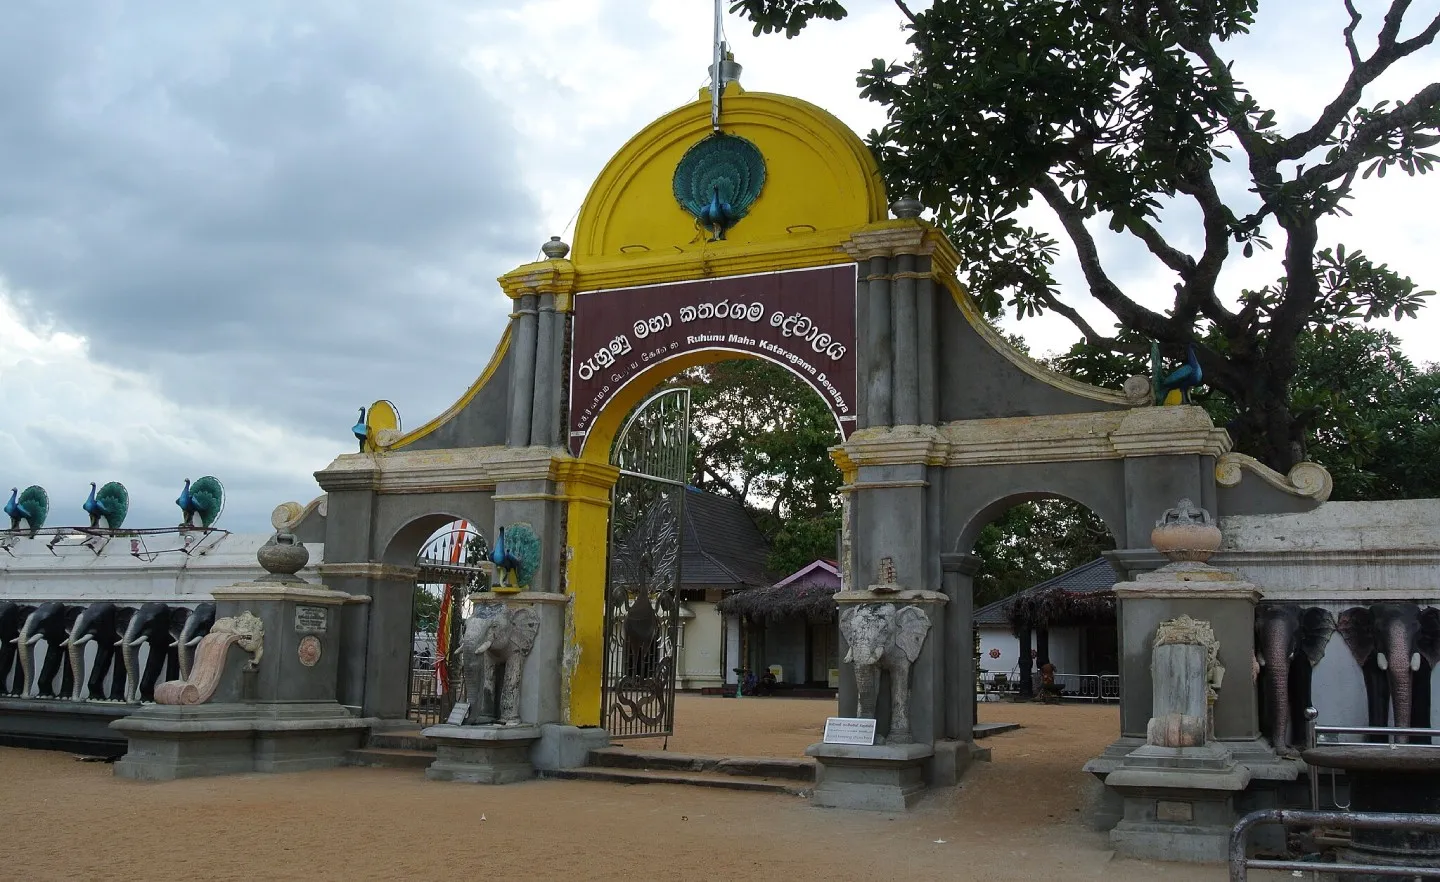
[385, 516, 491, 726]
[958, 495, 1120, 708]
[596, 354, 846, 740]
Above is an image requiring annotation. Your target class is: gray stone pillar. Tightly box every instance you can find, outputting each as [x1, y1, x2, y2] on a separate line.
[529, 294, 557, 447]
[507, 293, 539, 447]
[916, 274, 938, 425]
[940, 552, 978, 741]
[891, 253, 919, 426]
[865, 256, 893, 427]
[361, 570, 418, 719]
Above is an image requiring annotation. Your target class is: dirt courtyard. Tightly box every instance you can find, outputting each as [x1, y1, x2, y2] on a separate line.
[0, 697, 1274, 881]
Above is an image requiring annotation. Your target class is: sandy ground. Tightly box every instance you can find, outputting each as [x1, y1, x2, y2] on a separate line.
[0, 697, 1277, 881]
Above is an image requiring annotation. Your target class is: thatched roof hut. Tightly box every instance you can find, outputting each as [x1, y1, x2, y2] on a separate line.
[716, 560, 841, 623]
[972, 558, 1119, 634]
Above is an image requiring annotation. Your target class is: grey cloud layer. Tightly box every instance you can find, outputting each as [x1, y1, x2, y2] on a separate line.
[0, 1, 541, 529]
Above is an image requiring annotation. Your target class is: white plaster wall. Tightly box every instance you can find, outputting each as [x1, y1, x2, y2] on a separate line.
[724, 614, 741, 685]
[979, 626, 1088, 678]
[678, 601, 724, 689]
[1217, 499, 1440, 602]
[0, 531, 320, 603]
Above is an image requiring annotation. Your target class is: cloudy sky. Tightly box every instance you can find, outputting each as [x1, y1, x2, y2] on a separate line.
[1, 1, 1437, 534]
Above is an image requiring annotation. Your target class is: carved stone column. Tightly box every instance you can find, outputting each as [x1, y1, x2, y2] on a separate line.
[507, 292, 539, 447]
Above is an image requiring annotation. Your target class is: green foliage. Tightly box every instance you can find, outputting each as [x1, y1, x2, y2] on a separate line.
[736, 0, 1440, 471]
[1051, 322, 1440, 500]
[668, 359, 842, 573]
[766, 510, 841, 577]
[412, 585, 441, 631]
[970, 499, 1115, 610]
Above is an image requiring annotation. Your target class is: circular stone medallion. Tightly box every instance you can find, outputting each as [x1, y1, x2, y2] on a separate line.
[297, 635, 322, 667]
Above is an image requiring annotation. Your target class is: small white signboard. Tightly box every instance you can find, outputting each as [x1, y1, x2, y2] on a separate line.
[446, 701, 471, 726]
[823, 717, 877, 746]
[294, 605, 328, 633]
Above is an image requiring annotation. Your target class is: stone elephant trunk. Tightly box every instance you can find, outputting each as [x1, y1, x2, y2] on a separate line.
[15, 613, 38, 699]
[174, 602, 216, 682]
[1254, 604, 1334, 755]
[1380, 614, 1420, 731]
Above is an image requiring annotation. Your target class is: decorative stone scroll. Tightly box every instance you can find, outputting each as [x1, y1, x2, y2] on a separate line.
[155, 612, 265, 706]
[1214, 452, 1333, 502]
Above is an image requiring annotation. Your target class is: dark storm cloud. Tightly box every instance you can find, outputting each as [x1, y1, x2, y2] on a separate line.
[0, 1, 538, 444]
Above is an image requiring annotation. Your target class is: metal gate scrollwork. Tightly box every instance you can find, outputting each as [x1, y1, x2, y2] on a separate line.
[602, 388, 689, 738]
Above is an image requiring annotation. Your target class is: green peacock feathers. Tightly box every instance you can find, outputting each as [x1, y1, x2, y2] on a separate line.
[503, 522, 542, 589]
[177, 476, 225, 528]
[84, 481, 129, 530]
[6, 485, 49, 536]
[672, 133, 767, 239]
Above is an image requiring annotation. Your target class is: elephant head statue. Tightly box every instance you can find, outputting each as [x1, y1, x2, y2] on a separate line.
[458, 603, 541, 726]
[838, 603, 932, 745]
[1338, 603, 1440, 742]
[122, 602, 181, 703]
[64, 602, 132, 701]
[0, 601, 35, 696]
[14, 602, 81, 698]
[1254, 603, 1335, 754]
[173, 602, 216, 681]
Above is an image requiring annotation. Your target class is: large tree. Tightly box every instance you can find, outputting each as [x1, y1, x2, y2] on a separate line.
[670, 359, 844, 574]
[1050, 320, 1440, 499]
[734, 0, 1437, 470]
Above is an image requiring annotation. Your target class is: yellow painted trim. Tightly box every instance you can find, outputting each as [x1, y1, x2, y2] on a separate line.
[388, 325, 512, 450]
[572, 89, 887, 267]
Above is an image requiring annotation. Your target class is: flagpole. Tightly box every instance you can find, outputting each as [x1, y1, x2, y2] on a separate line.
[711, 0, 725, 132]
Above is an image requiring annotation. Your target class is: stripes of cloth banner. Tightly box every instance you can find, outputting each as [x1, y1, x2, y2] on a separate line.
[434, 520, 469, 695]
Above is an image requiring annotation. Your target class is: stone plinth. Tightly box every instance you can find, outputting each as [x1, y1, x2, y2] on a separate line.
[423, 724, 542, 784]
[805, 741, 933, 812]
[1106, 742, 1252, 862]
[209, 584, 349, 703]
[112, 701, 371, 781]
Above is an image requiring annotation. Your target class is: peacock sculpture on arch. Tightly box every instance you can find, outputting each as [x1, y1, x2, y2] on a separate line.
[176, 477, 225, 528]
[489, 523, 541, 593]
[5, 486, 49, 536]
[83, 482, 129, 530]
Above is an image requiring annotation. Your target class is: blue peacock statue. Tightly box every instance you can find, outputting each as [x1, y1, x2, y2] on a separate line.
[83, 481, 130, 530]
[5, 485, 49, 537]
[489, 523, 541, 593]
[176, 476, 225, 528]
[1158, 344, 1204, 405]
[697, 187, 734, 241]
[352, 407, 368, 452]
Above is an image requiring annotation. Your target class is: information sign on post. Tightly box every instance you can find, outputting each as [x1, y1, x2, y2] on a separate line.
[823, 717, 877, 746]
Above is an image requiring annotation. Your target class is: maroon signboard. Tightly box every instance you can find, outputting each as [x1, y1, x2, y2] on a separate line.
[569, 264, 858, 456]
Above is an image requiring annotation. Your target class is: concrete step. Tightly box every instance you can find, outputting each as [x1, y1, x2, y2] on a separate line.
[547, 766, 809, 795]
[588, 747, 815, 782]
[345, 748, 435, 770]
[366, 730, 433, 751]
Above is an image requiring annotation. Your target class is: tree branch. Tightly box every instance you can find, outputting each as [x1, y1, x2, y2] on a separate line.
[893, 0, 917, 26]
[1292, 81, 1440, 192]
[1343, 0, 1363, 68]
[1034, 177, 1177, 340]
[1124, 214, 1196, 277]
[1278, 4, 1440, 161]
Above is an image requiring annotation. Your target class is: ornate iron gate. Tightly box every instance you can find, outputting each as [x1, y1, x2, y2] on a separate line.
[407, 521, 489, 726]
[602, 388, 689, 738]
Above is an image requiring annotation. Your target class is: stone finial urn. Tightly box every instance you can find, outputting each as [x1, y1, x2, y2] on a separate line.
[1150, 498, 1222, 563]
[257, 531, 309, 583]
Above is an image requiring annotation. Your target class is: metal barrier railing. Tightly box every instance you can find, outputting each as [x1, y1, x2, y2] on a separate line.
[1099, 674, 1120, 701]
[977, 670, 1121, 702]
[1228, 808, 1440, 881]
[1302, 707, 1440, 811]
